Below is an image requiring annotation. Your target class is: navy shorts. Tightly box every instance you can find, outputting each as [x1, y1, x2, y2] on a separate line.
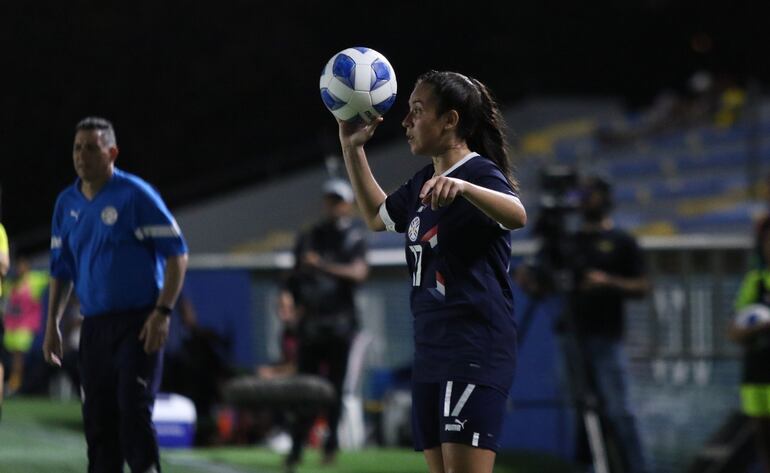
[412, 380, 508, 452]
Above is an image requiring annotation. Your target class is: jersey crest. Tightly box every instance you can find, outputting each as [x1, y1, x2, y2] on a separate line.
[408, 216, 421, 242]
[101, 206, 118, 225]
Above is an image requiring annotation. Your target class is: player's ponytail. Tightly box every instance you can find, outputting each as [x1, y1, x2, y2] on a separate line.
[416, 71, 517, 192]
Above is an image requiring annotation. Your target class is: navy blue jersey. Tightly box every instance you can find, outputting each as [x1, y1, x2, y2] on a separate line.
[50, 168, 188, 317]
[379, 152, 519, 393]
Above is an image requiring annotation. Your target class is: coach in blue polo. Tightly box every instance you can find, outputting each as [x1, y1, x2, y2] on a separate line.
[43, 117, 188, 473]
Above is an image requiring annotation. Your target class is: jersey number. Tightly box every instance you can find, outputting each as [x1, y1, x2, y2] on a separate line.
[443, 381, 476, 417]
[409, 244, 423, 286]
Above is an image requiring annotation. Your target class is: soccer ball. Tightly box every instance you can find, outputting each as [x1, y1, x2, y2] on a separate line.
[319, 47, 397, 123]
[734, 304, 770, 328]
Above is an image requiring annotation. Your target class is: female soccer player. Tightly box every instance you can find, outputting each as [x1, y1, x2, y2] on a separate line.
[338, 71, 526, 473]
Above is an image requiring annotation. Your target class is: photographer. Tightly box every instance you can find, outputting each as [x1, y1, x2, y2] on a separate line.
[518, 174, 649, 473]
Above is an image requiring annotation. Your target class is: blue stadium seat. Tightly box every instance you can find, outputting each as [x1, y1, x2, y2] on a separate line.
[648, 174, 745, 200]
[676, 148, 748, 172]
[675, 203, 759, 233]
[606, 157, 662, 178]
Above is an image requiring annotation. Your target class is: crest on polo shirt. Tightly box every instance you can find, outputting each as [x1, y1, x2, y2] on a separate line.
[101, 206, 118, 225]
[408, 216, 420, 242]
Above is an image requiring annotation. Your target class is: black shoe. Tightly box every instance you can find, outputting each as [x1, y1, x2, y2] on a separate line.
[285, 452, 300, 473]
[321, 451, 336, 466]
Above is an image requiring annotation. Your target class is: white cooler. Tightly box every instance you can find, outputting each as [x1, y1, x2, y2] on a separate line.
[152, 393, 197, 448]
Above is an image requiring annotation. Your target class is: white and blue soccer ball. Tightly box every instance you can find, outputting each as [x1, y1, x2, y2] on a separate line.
[735, 304, 770, 328]
[319, 47, 397, 123]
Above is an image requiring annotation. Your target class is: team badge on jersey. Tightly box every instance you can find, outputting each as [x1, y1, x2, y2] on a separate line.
[408, 216, 421, 242]
[101, 206, 118, 225]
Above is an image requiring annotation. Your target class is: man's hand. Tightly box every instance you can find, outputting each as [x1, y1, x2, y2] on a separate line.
[42, 325, 64, 367]
[139, 310, 171, 354]
[582, 269, 613, 289]
[302, 251, 323, 269]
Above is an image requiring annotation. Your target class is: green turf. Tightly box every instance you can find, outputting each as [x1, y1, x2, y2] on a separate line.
[0, 397, 577, 473]
[188, 447, 579, 473]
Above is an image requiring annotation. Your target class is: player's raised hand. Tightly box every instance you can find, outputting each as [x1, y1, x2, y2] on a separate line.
[420, 176, 466, 210]
[338, 117, 383, 148]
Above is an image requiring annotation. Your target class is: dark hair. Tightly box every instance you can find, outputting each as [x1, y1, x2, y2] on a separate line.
[416, 70, 517, 191]
[75, 116, 117, 147]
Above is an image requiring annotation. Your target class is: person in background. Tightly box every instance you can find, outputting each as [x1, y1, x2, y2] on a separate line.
[565, 176, 650, 473]
[729, 219, 770, 473]
[42, 117, 188, 473]
[519, 176, 650, 473]
[283, 178, 369, 470]
[162, 291, 233, 445]
[0, 221, 10, 422]
[3, 254, 48, 393]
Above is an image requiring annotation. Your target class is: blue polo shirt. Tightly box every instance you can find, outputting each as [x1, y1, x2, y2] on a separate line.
[50, 168, 188, 317]
[379, 152, 520, 393]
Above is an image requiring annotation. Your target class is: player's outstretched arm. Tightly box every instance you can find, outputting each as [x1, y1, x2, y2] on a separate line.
[338, 118, 387, 231]
[419, 176, 527, 230]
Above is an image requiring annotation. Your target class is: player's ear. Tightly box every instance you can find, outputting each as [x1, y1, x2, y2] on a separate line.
[443, 109, 460, 131]
[109, 146, 119, 161]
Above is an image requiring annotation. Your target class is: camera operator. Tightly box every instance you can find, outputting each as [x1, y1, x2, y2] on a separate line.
[568, 176, 649, 473]
[518, 173, 649, 473]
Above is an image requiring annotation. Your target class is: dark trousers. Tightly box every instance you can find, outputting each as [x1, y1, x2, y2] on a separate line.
[80, 310, 163, 473]
[288, 334, 351, 461]
[558, 334, 647, 473]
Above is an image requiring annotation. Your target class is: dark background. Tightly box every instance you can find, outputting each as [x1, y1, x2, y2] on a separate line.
[0, 0, 763, 252]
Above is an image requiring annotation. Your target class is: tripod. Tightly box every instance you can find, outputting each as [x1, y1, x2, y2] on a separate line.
[517, 266, 628, 473]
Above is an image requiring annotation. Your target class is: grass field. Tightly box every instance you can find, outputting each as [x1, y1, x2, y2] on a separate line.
[0, 397, 577, 473]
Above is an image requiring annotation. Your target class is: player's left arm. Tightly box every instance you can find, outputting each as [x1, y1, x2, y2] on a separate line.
[419, 176, 526, 230]
[140, 253, 188, 353]
[156, 253, 188, 311]
[133, 184, 190, 353]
